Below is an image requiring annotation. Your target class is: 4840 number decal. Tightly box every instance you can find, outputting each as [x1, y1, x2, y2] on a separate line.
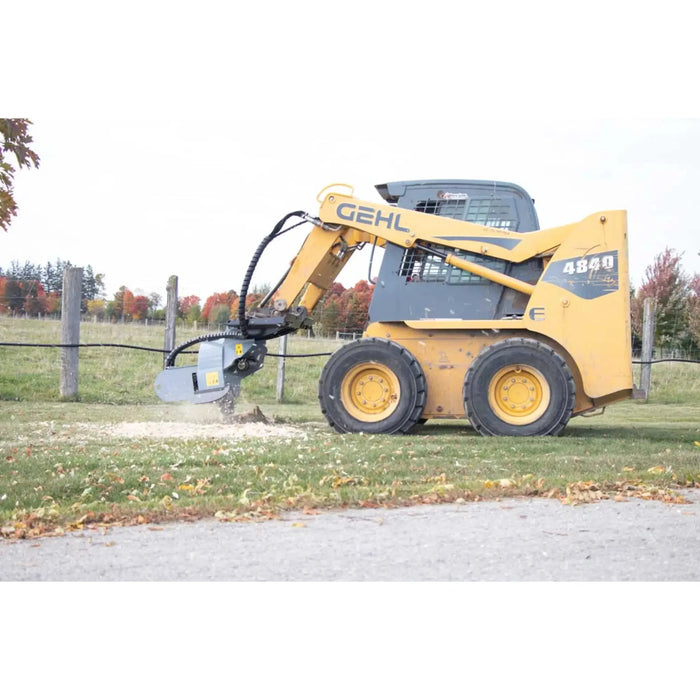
[542, 251, 619, 299]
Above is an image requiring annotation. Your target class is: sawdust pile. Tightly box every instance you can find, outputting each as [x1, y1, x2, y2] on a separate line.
[106, 421, 303, 440]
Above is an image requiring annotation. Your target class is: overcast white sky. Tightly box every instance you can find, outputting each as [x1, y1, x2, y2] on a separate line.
[5, 118, 700, 303]
[4, 0, 699, 305]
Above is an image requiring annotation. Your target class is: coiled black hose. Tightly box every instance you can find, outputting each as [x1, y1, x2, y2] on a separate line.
[237, 211, 306, 337]
[160, 211, 308, 366]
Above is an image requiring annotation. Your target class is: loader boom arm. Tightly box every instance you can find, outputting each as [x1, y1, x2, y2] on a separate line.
[271, 189, 597, 314]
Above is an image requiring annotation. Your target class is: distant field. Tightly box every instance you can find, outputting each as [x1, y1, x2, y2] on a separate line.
[1, 317, 699, 538]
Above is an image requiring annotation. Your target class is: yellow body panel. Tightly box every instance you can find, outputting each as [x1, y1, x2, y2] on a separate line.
[364, 323, 598, 419]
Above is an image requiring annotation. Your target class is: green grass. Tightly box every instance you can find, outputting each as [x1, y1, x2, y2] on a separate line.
[1, 317, 699, 538]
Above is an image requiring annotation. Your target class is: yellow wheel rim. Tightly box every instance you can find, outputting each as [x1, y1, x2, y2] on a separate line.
[341, 362, 400, 423]
[488, 364, 550, 426]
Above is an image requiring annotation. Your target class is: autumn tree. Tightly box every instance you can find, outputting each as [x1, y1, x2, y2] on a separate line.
[689, 274, 700, 349]
[179, 295, 202, 323]
[87, 298, 107, 320]
[319, 295, 342, 336]
[0, 273, 61, 317]
[631, 248, 694, 352]
[340, 280, 373, 334]
[45, 292, 60, 315]
[21, 279, 47, 316]
[201, 291, 239, 323]
[111, 286, 135, 320]
[122, 289, 136, 320]
[1, 277, 23, 313]
[312, 281, 374, 336]
[131, 295, 149, 321]
[0, 119, 40, 231]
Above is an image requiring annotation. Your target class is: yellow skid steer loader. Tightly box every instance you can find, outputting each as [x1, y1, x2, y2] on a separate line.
[155, 180, 634, 437]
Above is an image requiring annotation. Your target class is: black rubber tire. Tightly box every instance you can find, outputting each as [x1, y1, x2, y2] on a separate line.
[319, 338, 427, 434]
[463, 338, 575, 437]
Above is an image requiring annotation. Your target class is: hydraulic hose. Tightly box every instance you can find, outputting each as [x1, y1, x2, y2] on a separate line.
[163, 211, 309, 366]
[237, 210, 306, 337]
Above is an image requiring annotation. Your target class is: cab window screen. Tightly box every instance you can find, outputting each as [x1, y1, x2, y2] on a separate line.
[415, 199, 467, 220]
[465, 198, 518, 230]
[400, 246, 506, 285]
[414, 197, 519, 230]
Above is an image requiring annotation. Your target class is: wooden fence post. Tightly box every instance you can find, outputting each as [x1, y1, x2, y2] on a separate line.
[276, 334, 288, 403]
[640, 297, 655, 402]
[60, 266, 83, 399]
[164, 275, 178, 368]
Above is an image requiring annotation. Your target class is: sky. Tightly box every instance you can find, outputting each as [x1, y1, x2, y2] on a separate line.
[4, 1, 700, 307]
[4, 118, 700, 305]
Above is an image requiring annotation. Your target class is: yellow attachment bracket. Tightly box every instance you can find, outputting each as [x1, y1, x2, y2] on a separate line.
[316, 183, 355, 203]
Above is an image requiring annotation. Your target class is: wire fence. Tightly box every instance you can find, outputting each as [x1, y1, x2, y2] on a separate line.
[1, 316, 698, 411]
[1, 338, 698, 364]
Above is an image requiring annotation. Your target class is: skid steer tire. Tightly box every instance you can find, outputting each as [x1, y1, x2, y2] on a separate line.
[319, 338, 427, 435]
[463, 338, 575, 437]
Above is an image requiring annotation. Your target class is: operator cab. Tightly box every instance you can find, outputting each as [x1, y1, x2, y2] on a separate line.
[375, 179, 539, 232]
[369, 180, 541, 323]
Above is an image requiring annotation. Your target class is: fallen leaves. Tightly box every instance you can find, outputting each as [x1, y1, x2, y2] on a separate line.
[561, 481, 604, 505]
[319, 470, 369, 490]
[213, 507, 278, 523]
[558, 480, 690, 506]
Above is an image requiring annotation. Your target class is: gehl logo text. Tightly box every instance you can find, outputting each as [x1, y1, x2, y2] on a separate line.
[336, 203, 410, 232]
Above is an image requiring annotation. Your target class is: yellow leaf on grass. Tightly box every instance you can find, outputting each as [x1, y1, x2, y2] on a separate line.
[694, 441, 700, 448]
[647, 466, 665, 474]
[483, 479, 514, 488]
[622, 466, 636, 472]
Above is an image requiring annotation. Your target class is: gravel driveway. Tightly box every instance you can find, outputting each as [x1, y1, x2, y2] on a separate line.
[2, 489, 698, 581]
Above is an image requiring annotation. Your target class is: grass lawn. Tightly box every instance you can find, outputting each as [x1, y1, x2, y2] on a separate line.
[1, 317, 699, 538]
